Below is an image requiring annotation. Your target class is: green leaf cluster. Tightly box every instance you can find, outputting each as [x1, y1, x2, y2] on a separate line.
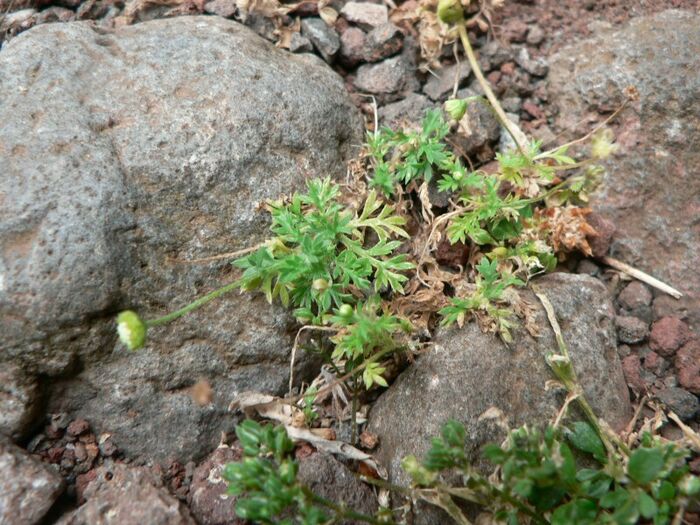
[439, 257, 524, 341]
[225, 420, 393, 525]
[367, 109, 453, 194]
[234, 179, 413, 392]
[223, 420, 327, 524]
[235, 178, 413, 324]
[403, 418, 700, 525]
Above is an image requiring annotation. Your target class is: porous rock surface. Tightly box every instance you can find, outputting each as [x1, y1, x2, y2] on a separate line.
[368, 273, 631, 490]
[547, 9, 700, 332]
[0, 437, 65, 525]
[0, 16, 363, 462]
[56, 463, 196, 524]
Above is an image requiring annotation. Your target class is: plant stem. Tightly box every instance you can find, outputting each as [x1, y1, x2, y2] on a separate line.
[351, 374, 359, 445]
[534, 290, 631, 456]
[145, 279, 241, 327]
[456, 23, 527, 154]
[305, 488, 393, 525]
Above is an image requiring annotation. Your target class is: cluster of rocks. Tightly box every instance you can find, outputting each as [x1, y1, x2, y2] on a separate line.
[577, 259, 699, 422]
[1, 3, 698, 525]
[26, 416, 120, 504]
[1, 0, 552, 158]
[551, 10, 700, 424]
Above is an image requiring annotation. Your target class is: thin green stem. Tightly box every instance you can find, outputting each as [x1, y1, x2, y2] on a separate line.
[145, 279, 241, 327]
[457, 23, 527, 154]
[534, 290, 631, 457]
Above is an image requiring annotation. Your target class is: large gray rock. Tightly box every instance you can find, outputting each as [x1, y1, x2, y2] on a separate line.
[56, 463, 196, 525]
[368, 273, 631, 491]
[0, 437, 65, 525]
[0, 16, 363, 463]
[547, 9, 700, 332]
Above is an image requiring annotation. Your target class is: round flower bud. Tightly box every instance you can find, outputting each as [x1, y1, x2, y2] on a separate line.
[338, 304, 354, 318]
[444, 99, 468, 121]
[437, 0, 464, 25]
[312, 278, 329, 291]
[117, 310, 147, 351]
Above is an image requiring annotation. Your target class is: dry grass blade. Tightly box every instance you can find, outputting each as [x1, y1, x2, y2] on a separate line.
[667, 411, 700, 452]
[600, 256, 682, 299]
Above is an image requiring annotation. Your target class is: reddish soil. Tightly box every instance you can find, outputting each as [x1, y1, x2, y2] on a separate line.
[494, 0, 698, 53]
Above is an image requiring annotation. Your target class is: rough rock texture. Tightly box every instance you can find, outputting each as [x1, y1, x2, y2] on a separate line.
[422, 62, 471, 101]
[378, 92, 433, 130]
[0, 17, 362, 463]
[675, 341, 700, 394]
[649, 317, 690, 357]
[0, 437, 64, 525]
[297, 452, 379, 522]
[368, 273, 631, 490]
[0, 364, 41, 441]
[547, 10, 700, 332]
[56, 463, 196, 524]
[340, 1, 388, 30]
[657, 387, 699, 422]
[188, 445, 244, 525]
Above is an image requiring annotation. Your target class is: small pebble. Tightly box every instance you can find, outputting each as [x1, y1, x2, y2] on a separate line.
[577, 259, 600, 276]
[618, 281, 652, 310]
[289, 33, 314, 54]
[649, 317, 690, 357]
[301, 17, 340, 63]
[502, 19, 528, 43]
[657, 387, 699, 421]
[526, 24, 545, 45]
[675, 340, 700, 394]
[621, 354, 646, 392]
[66, 419, 90, 437]
[615, 315, 649, 344]
[340, 2, 388, 30]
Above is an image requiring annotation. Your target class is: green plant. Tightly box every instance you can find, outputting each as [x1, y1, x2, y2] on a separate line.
[366, 109, 453, 195]
[439, 257, 524, 341]
[223, 419, 393, 525]
[235, 178, 413, 323]
[226, 293, 700, 525]
[400, 419, 699, 525]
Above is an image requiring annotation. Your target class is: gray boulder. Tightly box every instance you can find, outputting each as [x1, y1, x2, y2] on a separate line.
[547, 9, 700, 332]
[368, 273, 631, 490]
[0, 16, 362, 462]
[0, 437, 65, 525]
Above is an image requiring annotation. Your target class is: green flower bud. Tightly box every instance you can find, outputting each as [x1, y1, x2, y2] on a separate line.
[437, 0, 464, 25]
[444, 98, 468, 121]
[681, 475, 700, 496]
[312, 278, 329, 291]
[401, 455, 437, 486]
[117, 310, 147, 350]
[338, 304, 354, 318]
